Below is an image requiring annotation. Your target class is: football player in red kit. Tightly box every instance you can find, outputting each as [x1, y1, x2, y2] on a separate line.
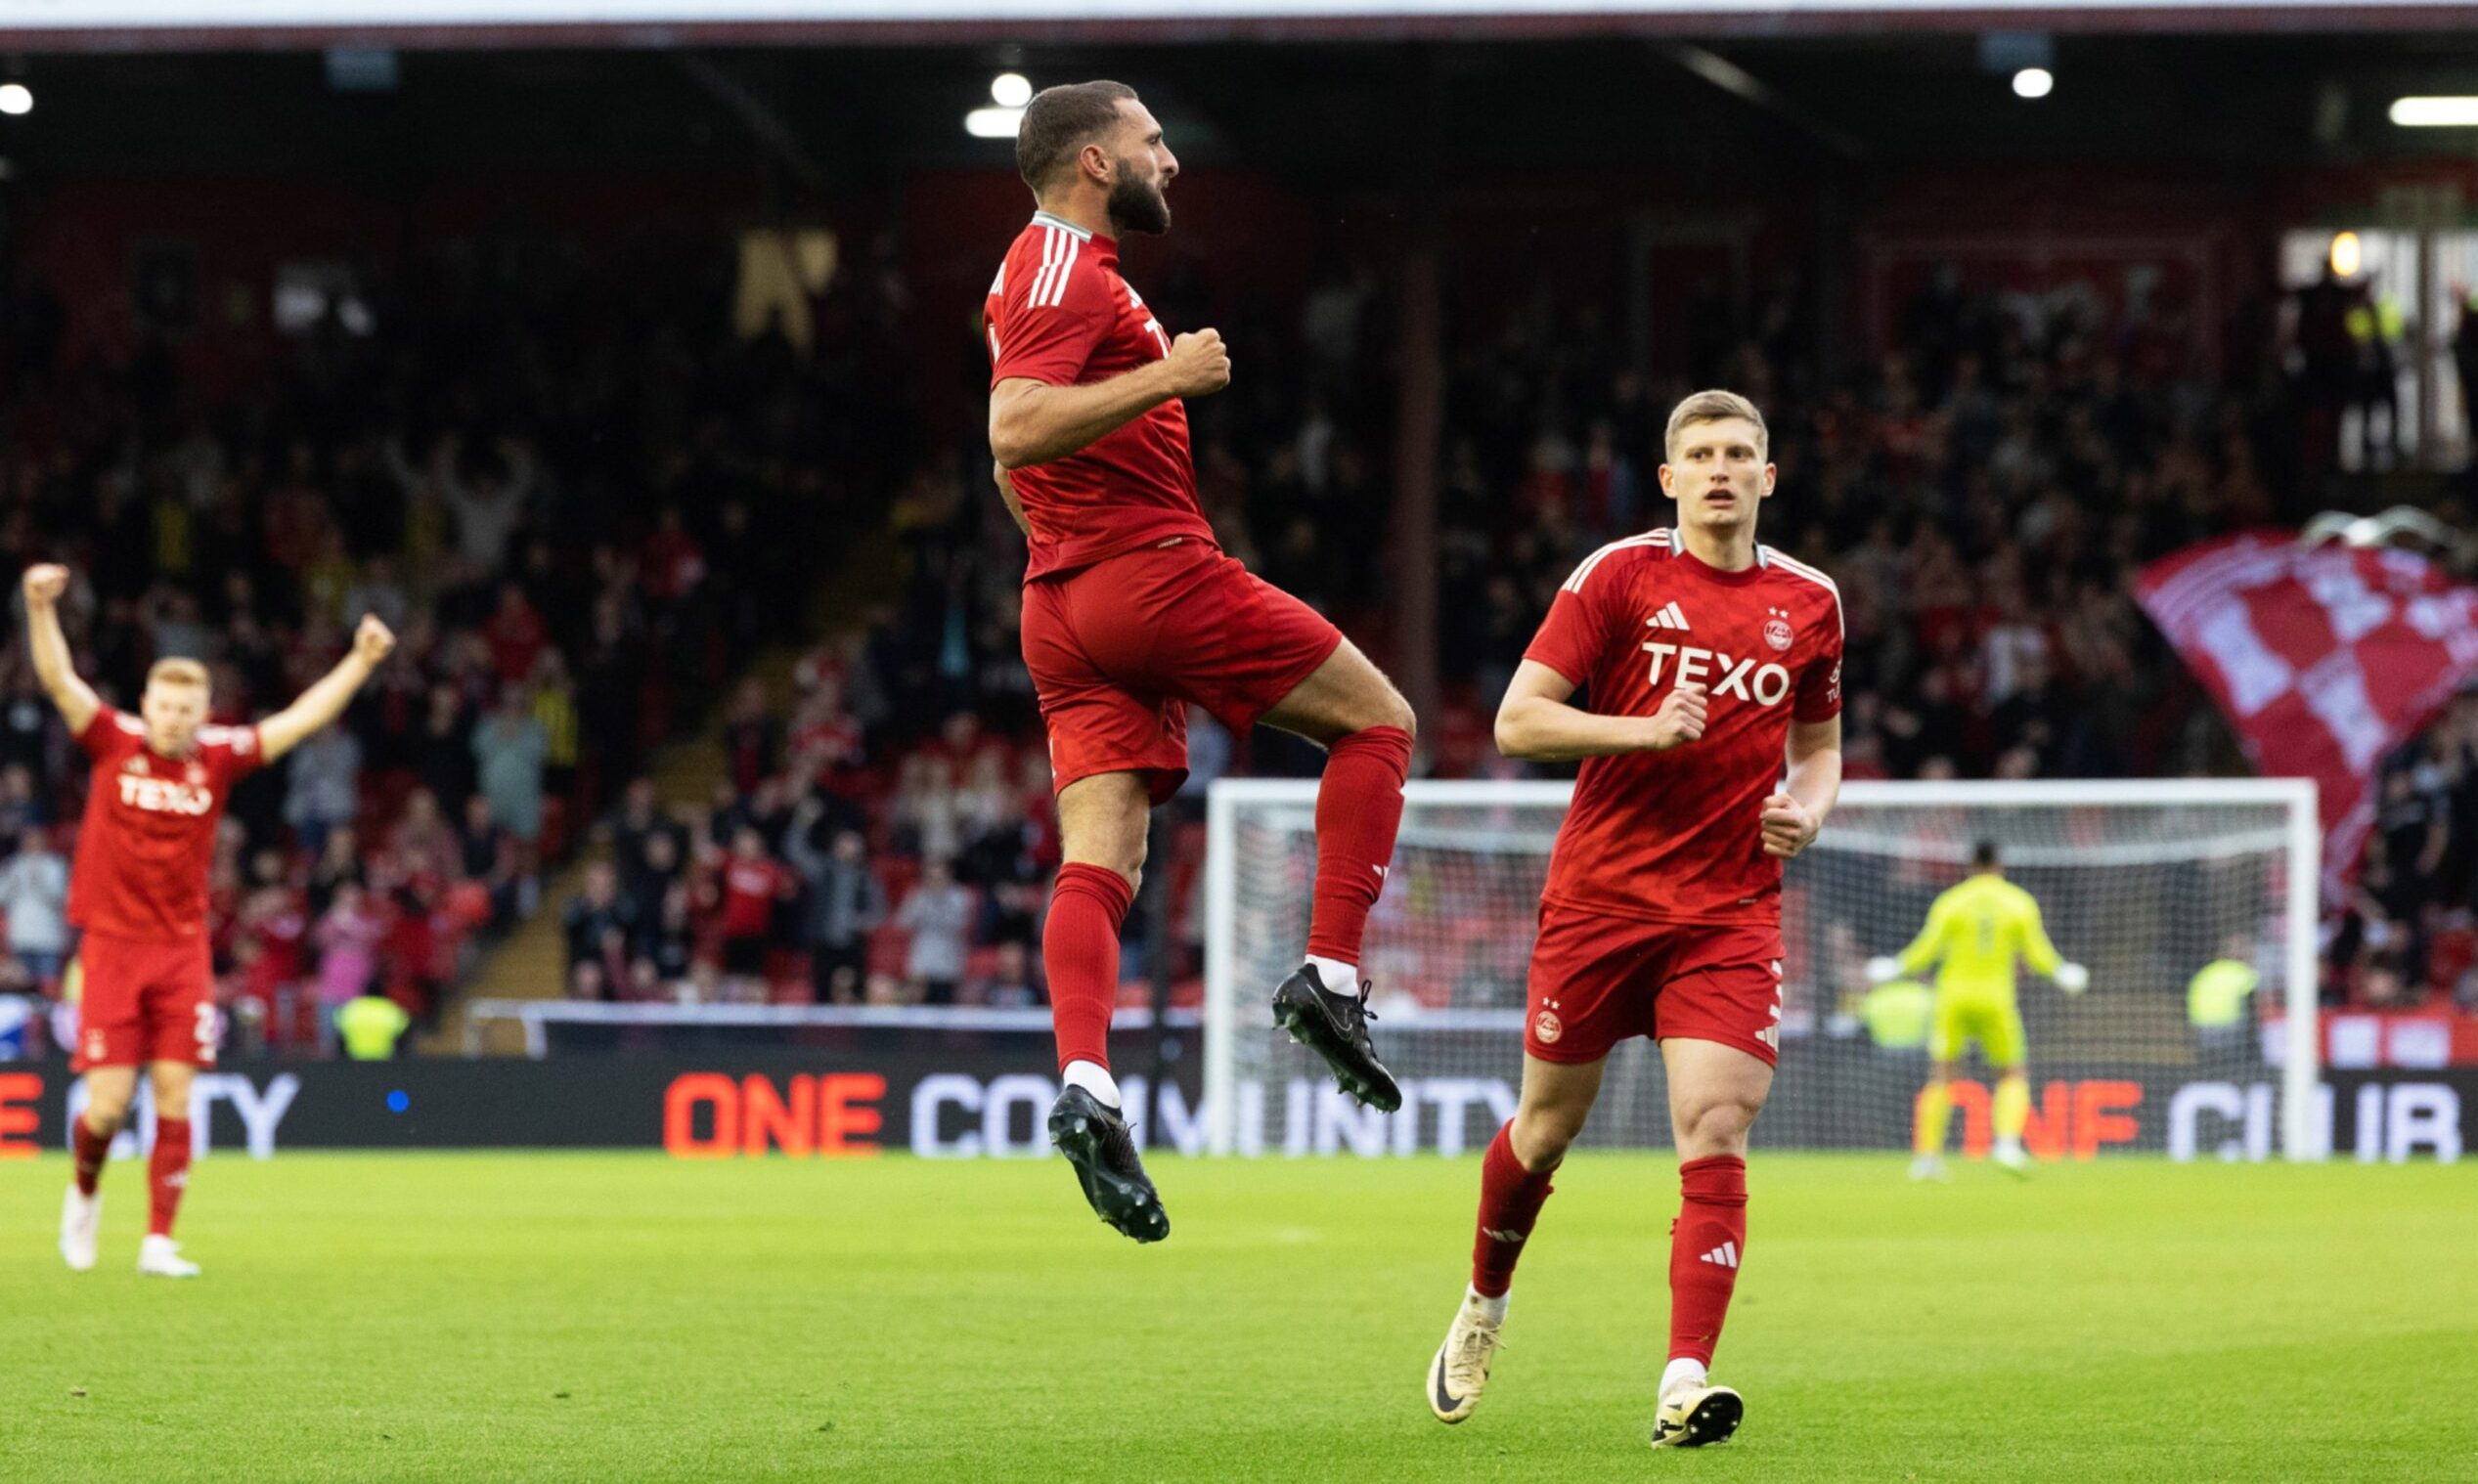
[25, 563, 396, 1277]
[985, 81, 1417, 1243]
[1425, 392, 1843, 1448]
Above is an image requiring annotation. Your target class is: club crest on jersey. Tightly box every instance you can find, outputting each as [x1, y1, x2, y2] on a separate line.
[1641, 641, 1793, 707]
[1764, 608, 1792, 652]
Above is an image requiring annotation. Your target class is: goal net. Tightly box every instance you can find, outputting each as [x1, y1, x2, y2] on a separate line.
[1204, 779, 2321, 1161]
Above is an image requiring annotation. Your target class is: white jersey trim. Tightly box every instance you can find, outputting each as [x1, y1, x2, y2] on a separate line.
[1560, 529, 1671, 595]
[1028, 225, 1083, 311]
[1761, 546, 1844, 637]
[1032, 210, 1093, 242]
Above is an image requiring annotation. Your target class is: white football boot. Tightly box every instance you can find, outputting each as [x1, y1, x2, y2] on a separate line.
[1652, 1367, 1745, 1449]
[1426, 1289, 1508, 1423]
[59, 1187, 100, 1272]
[1909, 1154, 1947, 1181]
[137, 1234, 200, 1279]
[1992, 1138, 2032, 1178]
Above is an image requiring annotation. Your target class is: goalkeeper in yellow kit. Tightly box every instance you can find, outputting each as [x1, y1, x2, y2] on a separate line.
[1867, 841, 2086, 1178]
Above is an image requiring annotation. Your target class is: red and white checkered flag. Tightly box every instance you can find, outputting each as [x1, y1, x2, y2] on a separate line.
[2137, 531, 2478, 894]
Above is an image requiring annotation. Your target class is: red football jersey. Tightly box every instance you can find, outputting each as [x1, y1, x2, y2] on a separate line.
[68, 707, 266, 941]
[720, 856, 789, 938]
[1525, 530, 1843, 925]
[986, 211, 1216, 580]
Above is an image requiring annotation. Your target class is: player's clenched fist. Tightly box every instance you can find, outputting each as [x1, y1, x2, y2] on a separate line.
[1163, 328, 1231, 397]
[21, 563, 67, 607]
[1758, 792, 1819, 859]
[1640, 681, 1707, 752]
[352, 613, 397, 666]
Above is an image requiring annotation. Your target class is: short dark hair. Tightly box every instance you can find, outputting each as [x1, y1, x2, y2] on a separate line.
[1971, 839, 2001, 870]
[1017, 80, 1138, 192]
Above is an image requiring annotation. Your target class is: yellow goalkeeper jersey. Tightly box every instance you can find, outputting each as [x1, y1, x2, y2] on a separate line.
[1895, 872, 2063, 1003]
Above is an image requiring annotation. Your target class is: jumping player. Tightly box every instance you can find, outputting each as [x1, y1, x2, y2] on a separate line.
[1867, 840, 2088, 1179]
[986, 80, 1418, 1244]
[26, 563, 395, 1277]
[1426, 392, 1843, 1448]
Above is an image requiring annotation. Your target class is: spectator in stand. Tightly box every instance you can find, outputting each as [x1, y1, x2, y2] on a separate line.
[473, 684, 549, 851]
[0, 763, 47, 837]
[0, 827, 69, 984]
[562, 860, 639, 982]
[458, 793, 519, 933]
[710, 825, 796, 997]
[978, 939, 1044, 1009]
[895, 856, 972, 1007]
[312, 882, 385, 1054]
[636, 881, 698, 999]
[785, 811, 885, 1006]
[282, 721, 362, 857]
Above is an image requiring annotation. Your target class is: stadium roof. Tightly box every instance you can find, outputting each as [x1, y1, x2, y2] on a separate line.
[7, 0, 2478, 51]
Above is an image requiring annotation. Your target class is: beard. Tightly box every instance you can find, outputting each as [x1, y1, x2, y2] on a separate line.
[1108, 164, 1172, 236]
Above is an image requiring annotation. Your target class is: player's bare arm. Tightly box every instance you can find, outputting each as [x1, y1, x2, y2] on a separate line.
[21, 563, 101, 736]
[989, 328, 1229, 469]
[257, 614, 396, 763]
[1760, 715, 1841, 859]
[992, 461, 1034, 540]
[1495, 659, 1705, 763]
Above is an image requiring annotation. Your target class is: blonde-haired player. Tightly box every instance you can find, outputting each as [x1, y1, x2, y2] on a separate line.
[1869, 839, 2086, 1178]
[25, 563, 393, 1276]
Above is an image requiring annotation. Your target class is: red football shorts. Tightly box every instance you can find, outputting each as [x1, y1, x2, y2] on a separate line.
[72, 931, 218, 1072]
[1524, 903, 1784, 1067]
[1020, 537, 1343, 805]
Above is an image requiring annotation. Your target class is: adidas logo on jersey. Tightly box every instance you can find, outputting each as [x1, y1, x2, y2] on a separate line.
[1699, 1241, 1740, 1269]
[1646, 601, 1691, 632]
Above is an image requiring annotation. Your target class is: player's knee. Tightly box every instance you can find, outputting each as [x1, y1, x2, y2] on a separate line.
[1512, 1106, 1580, 1169]
[1374, 686, 1416, 741]
[1676, 1096, 1760, 1156]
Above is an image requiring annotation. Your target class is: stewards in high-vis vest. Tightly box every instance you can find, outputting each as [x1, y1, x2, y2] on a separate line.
[336, 991, 411, 1061]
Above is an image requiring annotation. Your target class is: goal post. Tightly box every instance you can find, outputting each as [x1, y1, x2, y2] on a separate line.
[1203, 777, 2322, 1161]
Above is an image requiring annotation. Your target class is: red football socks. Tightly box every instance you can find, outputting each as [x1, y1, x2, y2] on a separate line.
[1305, 723, 1413, 969]
[1667, 1155, 1748, 1366]
[1470, 1121, 1559, 1298]
[72, 1113, 112, 1197]
[1045, 863, 1134, 1073]
[148, 1118, 193, 1238]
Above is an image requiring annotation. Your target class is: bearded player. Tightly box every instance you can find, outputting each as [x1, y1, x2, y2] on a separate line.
[1425, 392, 1843, 1448]
[26, 563, 395, 1277]
[986, 82, 1417, 1244]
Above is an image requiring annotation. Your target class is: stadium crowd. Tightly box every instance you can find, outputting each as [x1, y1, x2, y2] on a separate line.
[636, 249, 2475, 1015]
[3, 210, 2472, 1053]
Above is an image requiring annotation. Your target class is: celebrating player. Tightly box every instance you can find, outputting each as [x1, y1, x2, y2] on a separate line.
[985, 81, 1417, 1243]
[1867, 840, 2088, 1179]
[27, 563, 396, 1277]
[1427, 391, 1842, 1449]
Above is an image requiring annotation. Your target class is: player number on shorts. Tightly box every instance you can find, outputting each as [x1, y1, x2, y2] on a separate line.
[195, 1001, 216, 1059]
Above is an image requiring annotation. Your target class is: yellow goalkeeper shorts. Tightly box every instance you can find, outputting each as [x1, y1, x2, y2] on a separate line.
[1927, 992, 2025, 1069]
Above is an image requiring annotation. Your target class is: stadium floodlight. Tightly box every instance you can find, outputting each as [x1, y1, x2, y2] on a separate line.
[991, 71, 1033, 109]
[2328, 231, 2363, 278]
[2011, 67, 2053, 100]
[2390, 96, 2478, 127]
[965, 106, 1024, 139]
[0, 84, 31, 117]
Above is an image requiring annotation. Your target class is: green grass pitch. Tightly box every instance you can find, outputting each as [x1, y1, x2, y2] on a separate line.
[1, 1152, 2471, 1481]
